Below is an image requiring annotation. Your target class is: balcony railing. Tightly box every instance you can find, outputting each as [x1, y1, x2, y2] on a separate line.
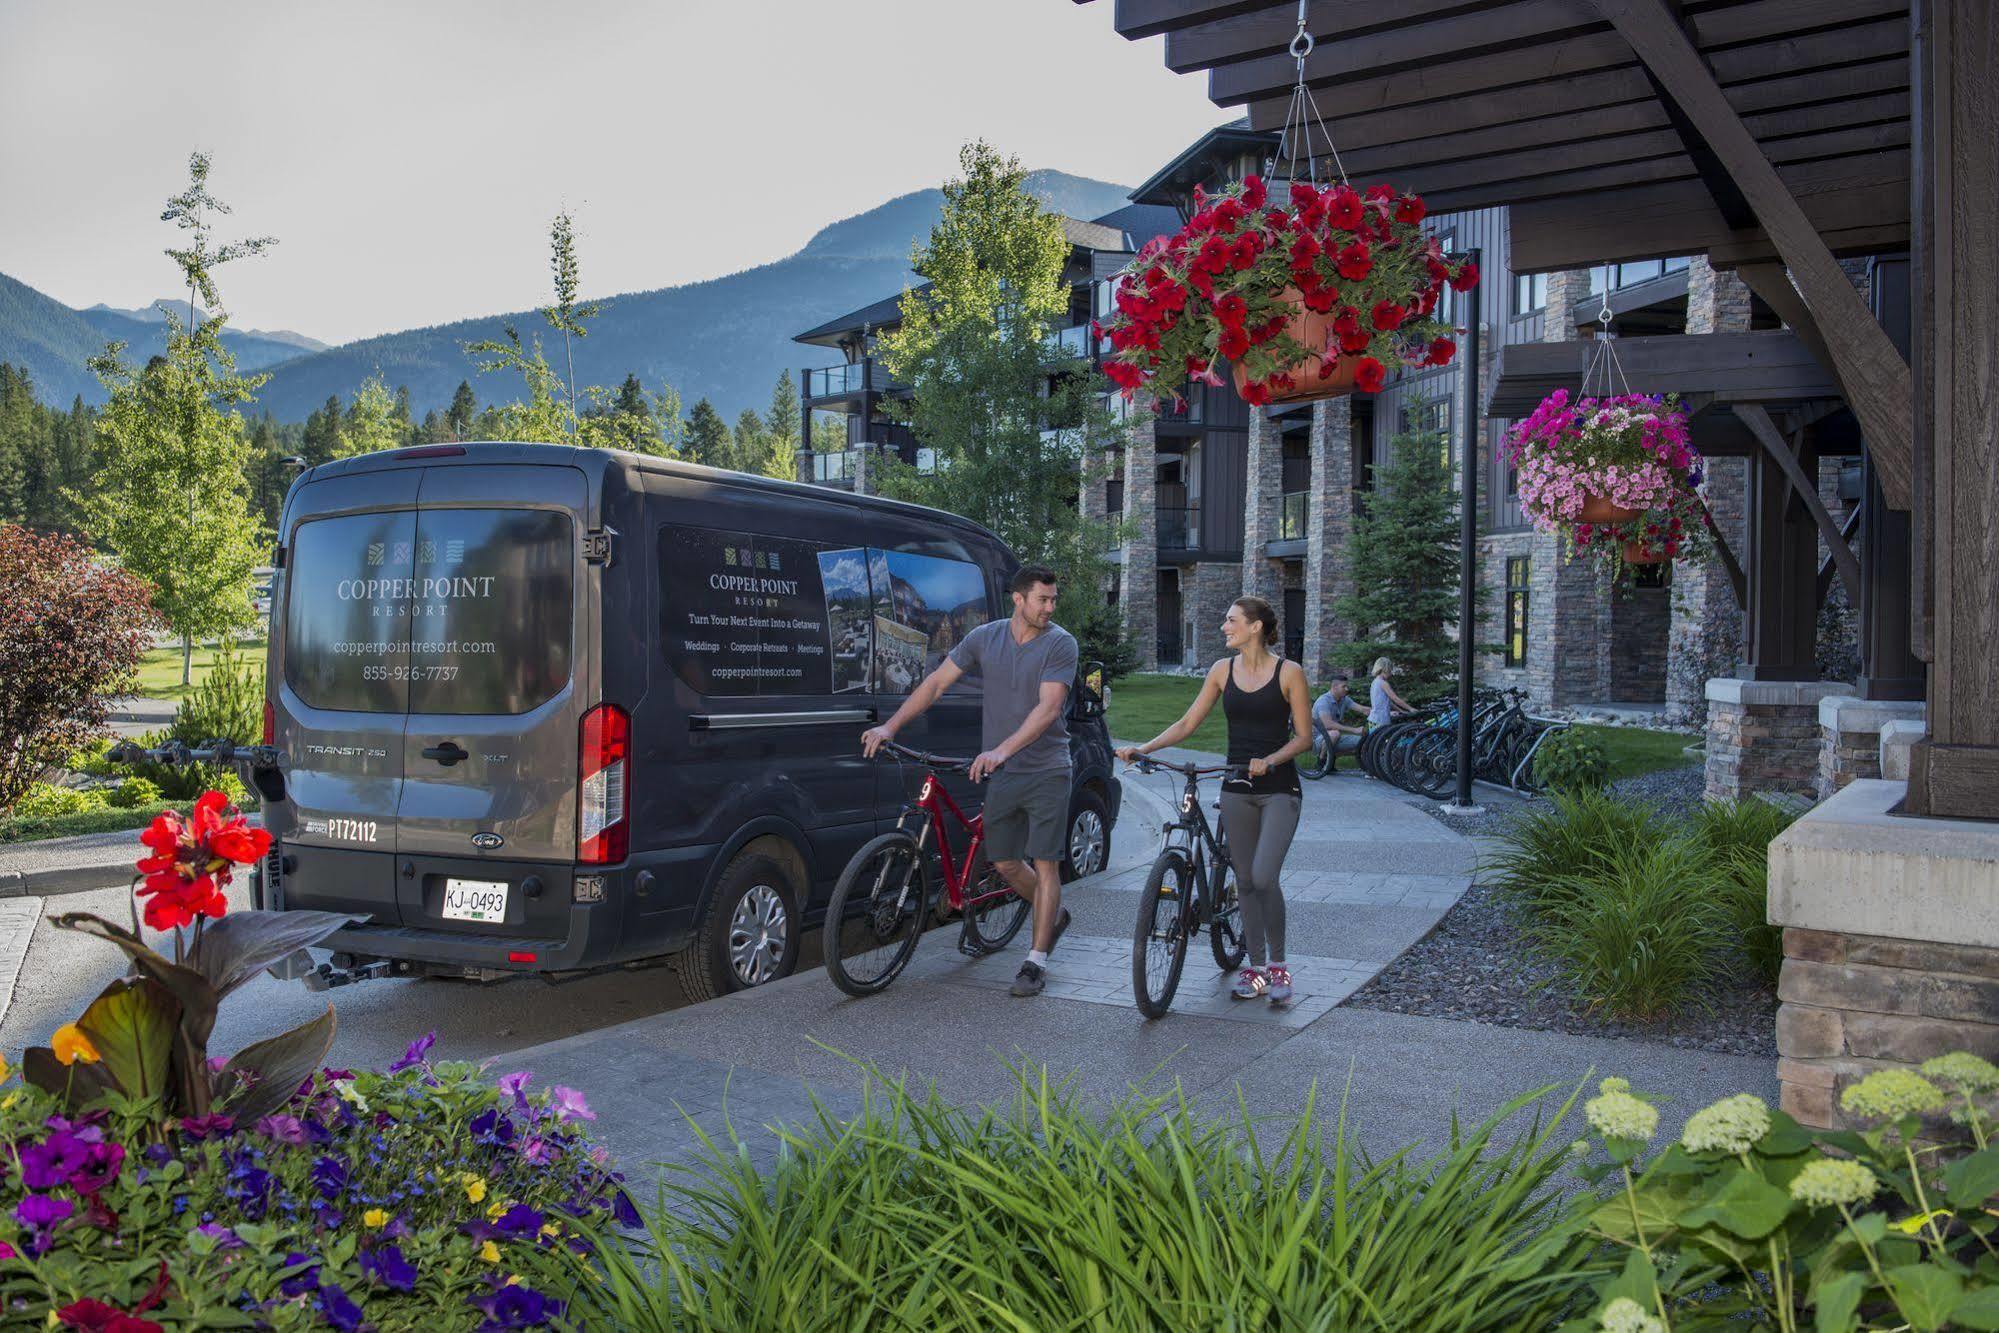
[1043, 324, 1092, 360]
[1278, 491, 1308, 541]
[1158, 506, 1198, 550]
[810, 450, 856, 484]
[1040, 426, 1085, 456]
[805, 363, 866, 398]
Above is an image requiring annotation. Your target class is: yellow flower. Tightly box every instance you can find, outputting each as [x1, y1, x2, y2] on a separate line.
[540, 1222, 561, 1239]
[486, 1198, 509, 1221]
[459, 1173, 488, 1204]
[0, 1052, 11, 1083]
[363, 1208, 388, 1229]
[478, 1240, 501, 1264]
[51, 1024, 100, 1065]
[504, 1275, 521, 1288]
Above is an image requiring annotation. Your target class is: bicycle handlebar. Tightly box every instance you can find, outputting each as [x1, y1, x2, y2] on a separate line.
[871, 739, 975, 772]
[108, 738, 282, 770]
[1125, 754, 1249, 780]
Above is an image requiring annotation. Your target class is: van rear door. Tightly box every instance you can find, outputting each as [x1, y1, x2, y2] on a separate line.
[276, 471, 423, 924]
[394, 464, 589, 939]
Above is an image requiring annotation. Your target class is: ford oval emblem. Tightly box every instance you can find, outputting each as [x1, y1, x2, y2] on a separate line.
[471, 832, 504, 851]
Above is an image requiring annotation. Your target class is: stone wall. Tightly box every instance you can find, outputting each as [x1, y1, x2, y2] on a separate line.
[1301, 400, 1358, 678]
[1817, 695, 1926, 799]
[1609, 582, 1671, 701]
[1705, 679, 1851, 801]
[1240, 407, 1285, 608]
[1118, 416, 1159, 670]
[1189, 561, 1241, 666]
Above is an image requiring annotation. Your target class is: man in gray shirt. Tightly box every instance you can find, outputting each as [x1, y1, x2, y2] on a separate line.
[863, 564, 1078, 996]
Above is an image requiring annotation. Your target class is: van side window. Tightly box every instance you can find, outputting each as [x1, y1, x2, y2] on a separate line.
[285, 511, 417, 714]
[868, 549, 990, 696]
[659, 526, 873, 698]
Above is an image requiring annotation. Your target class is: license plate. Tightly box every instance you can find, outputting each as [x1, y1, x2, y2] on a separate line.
[442, 878, 509, 923]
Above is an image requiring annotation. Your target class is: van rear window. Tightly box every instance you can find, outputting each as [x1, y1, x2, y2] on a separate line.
[284, 508, 573, 715]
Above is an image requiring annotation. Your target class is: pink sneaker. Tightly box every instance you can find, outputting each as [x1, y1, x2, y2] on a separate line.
[1230, 967, 1267, 1000]
[1266, 966, 1294, 1003]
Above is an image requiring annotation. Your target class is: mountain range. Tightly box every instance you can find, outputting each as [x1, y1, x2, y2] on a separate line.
[0, 170, 1135, 423]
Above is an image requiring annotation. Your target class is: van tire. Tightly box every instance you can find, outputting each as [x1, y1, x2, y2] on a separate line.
[673, 849, 802, 1002]
[1060, 786, 1112, 884]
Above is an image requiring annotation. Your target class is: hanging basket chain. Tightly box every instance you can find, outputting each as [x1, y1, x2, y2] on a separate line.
[1268, 0, 1349, 189]
[1581, 262, 1632, 399]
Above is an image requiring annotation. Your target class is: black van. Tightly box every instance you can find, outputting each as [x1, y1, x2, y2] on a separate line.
[258, 442, 1120, 999]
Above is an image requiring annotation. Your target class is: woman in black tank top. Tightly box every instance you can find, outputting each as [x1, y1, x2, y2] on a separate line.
[1116, 596, 1316, 1003]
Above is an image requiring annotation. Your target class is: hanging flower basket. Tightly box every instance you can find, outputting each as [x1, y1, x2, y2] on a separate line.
[1096, 175, 1476, 408]
[1504, 390, 1714, 575]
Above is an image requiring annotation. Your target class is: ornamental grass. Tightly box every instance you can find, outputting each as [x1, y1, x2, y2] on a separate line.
[561, 1059, 1614, 1332]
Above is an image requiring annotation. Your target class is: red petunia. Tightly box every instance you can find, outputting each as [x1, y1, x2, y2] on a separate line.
[1213, 291, 1248, 332]
[1449, 261, 1481, 292]
[1395, 195, 1427, 224]
[1370, 301, 1408, 332]
[1326, 187, 1365, 230]
[1355, 358, 1388, 393]
[1338, 328, 1373, 354]
[1242, 174, 1267, 208]
[1427, 336, 1457, 367]
[1218, 330, 1251, 361]
[56, 1300, 163, 1333]
[1334, 242, 1373, 282]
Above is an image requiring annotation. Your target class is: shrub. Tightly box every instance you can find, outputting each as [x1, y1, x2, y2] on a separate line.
[118, 730, 253, 807]
[66, 736, 119, 777]
[0, 524, 157, 810]
[172, 637, 263, 748]
[1689, 794, 1797, 863]
[1691, 797, 1797, 985]
[1531, 726, 1610, 793]
[1576, 1055, 1999, 1332]
[107, 776, 163, 809]
[1528, 836, 1727, 1019]
[1485, 786, 1668, 915]
[12, 782, 110, 819]
[565, 1061, 1613, 1331]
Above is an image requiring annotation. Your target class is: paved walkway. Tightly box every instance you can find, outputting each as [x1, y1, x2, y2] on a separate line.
[495, 753, 1777, 1180]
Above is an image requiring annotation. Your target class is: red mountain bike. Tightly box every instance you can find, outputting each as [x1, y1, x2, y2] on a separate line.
[822, 741, 1030, 996]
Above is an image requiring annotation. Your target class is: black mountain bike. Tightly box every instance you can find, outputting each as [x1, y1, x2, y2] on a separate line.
[1126, 756, 1248, 1018]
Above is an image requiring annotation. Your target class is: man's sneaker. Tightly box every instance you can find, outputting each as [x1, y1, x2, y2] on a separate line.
[1266, 966, 1294, 1003]
[1010, 961, 1046, 997]
[1231, 967, 1268, 1000]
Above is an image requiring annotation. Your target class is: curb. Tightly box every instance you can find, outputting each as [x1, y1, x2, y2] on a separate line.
[0, 862, 135, 901]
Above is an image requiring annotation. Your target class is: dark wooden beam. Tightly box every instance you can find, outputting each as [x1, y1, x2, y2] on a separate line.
[1734, 262, 1836, 383]
[1735, 403, 1862, 600]
[1818, 502, 1863, 606]
[1164, 0, 1482, 70]
[1906, 0, 1999, 820]
[1113, 0, 1286, 41]
[1594, 0, 1915, 510]
[1485, 330, 1838, 416]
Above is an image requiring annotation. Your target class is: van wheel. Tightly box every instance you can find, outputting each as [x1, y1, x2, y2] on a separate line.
[673, 850, 801, 1002]
[1060, 787, 1111, 884]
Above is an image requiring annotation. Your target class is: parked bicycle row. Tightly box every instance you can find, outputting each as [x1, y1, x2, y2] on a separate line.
[1352, 686, 1571, 797]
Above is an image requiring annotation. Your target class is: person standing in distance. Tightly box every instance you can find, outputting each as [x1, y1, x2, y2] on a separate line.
[862, 564, 1078, 998]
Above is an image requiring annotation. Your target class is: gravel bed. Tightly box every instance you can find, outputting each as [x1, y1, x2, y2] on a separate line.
[1344, 877, 1777, 1058]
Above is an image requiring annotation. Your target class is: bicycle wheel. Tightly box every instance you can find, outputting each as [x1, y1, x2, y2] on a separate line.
[1131, 850, 1193, 1019]
[1301, 726, 1332, 781]
[960, 848, 1030, 953]
[1207, 859, 1247, 972]
[823, 832, 930, 997]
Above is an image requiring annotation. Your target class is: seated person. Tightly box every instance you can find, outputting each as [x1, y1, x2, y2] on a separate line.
[1311, 675, 1368, 759]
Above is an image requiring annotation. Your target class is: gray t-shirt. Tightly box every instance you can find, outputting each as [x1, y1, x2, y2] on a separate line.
[947, 619, 1078, 774]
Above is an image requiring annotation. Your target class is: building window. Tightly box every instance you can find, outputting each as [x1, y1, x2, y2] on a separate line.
[1513, 272, 1549, 316]
[1423, 397, 1454, 471]
[1504, 557, 1530, 668]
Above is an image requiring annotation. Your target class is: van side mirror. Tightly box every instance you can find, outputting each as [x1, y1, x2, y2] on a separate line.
[1075, 661, 1107, 718]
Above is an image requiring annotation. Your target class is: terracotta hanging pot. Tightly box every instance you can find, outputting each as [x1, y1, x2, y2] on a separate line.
[1230, 288, 1362, 406]
[1580, 494, 1644, 523]
[1623, 540, 1668, 565]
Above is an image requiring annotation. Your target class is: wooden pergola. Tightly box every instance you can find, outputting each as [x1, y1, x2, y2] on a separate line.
[1079, 0, 1995, 819]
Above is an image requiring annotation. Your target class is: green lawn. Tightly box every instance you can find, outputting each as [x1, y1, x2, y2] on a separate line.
[0, 804, 172, 845]
[1107, 673, 1697, 780]
[133, 636, 267, 700]
[1573, 722, 1700, 781]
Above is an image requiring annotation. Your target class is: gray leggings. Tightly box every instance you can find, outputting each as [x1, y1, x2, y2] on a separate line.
[1218, 791, 1301, 967]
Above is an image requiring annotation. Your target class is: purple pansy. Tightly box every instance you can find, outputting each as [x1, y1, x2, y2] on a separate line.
[18, 1131, 93, 1189]
[256, 1114, 311, 1146]
[362, 1243, 418, 1293]
[320, 1283, 366, 1332]
[491, 1203, 546, 1239]
[472, 1283, 563, 1330]
[70, 1142, 126, 1196]
[14, 1193, 72, 1256]
[279, 1251, 321, 1298]
[311, 1154, 348, 1200]
[196, 1222, 244, 1250]
[390, 1031, 437, 1073]
[178, 1113, 236, 1141]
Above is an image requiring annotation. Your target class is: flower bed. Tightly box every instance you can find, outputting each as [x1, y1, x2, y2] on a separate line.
[0, 791, 631, 1329]
[1503, 390, 1711, 573]
[1095, 175, 1476, 406]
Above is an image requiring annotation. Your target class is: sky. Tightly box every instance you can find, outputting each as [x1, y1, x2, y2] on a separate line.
[0, 0, 1227, 347]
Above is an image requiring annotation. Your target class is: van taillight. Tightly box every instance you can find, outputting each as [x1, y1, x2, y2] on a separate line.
[262, 699, 275, 745]
[577, 704, 629, 865]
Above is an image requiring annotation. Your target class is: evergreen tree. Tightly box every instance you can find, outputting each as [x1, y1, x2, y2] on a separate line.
[301, 394, 343, 464]
[418, 408, 446, 443]
[464, 326, 573, 444]
[540, 210, 600, 421]
[873, 140, 1135, 678]
[612, 373, 647, 419]
[765, 369, 801, 458]
[1331, 398, 1468, 702]
[730, 408, 766, 473]
[446, 380, 477, 440]
[577, 373, 679, 456]
[87, 151, 270, 685]
[684, 398, 730, 468]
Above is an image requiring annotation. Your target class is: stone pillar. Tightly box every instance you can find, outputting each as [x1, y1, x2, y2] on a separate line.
[1818, 695, 1927, 799]
[1189, 561, 1240, 665]
[1079, 434, 1109, 529]
[1770, 780, 1999, 1128]
[1119, 416, 1159, 671]
[849, 442, 876, 496]
[1240, 406, 1285, 607]
[1667, 258, 1754, 726]
[1301, 399, 1357, 679]
[794, 449, 814, 486]
[1704, 679, 1851, 802]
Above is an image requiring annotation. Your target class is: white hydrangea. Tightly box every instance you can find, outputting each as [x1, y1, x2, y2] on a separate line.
[1586, 1086, 1659, 1143]
[1599, 1296, 1665, 1333]
[1680, 1093, 1772, 1155]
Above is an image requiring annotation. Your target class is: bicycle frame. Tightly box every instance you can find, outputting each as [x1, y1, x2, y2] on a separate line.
[895, 770, 1013, 916]
[1159, 768, 1231, 920]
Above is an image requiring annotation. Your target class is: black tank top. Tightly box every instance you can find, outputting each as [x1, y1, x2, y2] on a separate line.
[1223, 656, 1300, 796]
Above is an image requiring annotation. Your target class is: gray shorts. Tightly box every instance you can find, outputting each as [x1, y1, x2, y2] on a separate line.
[981, 768, 1070, 864]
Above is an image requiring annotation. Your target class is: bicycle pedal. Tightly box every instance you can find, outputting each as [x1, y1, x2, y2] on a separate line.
[955, 928, 1000, 959]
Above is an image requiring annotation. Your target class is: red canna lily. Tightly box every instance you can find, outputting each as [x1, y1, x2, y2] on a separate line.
[133, 791, 271, 933]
